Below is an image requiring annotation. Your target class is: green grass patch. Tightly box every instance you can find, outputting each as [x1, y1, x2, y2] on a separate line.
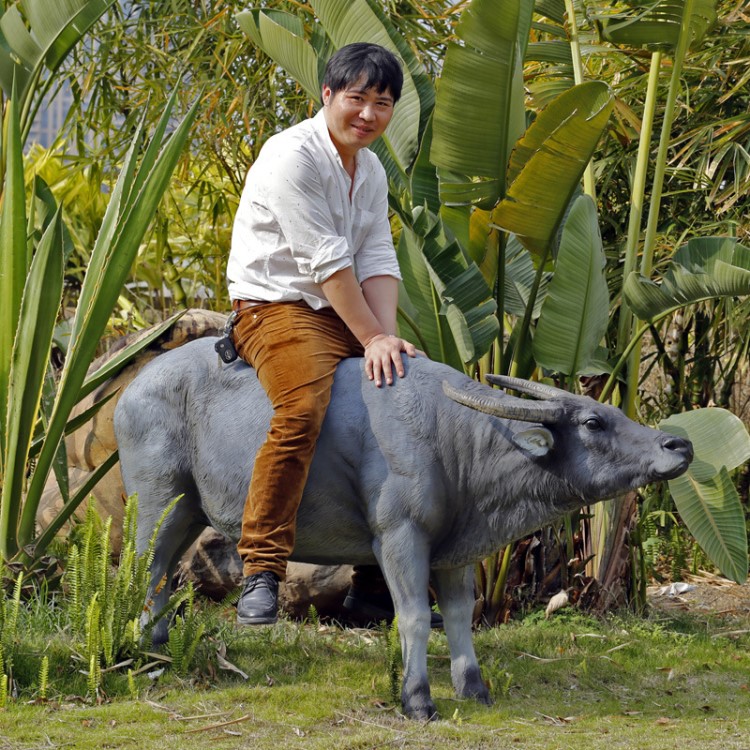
[2, 605, 749, 749]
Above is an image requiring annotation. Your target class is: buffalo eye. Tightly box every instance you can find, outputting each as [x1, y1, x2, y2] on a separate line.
[583, 416, 604, 432]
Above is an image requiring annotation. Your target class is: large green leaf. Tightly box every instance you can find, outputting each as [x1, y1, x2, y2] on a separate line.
[659, 408, 750, 584]
[532, 195, 609, 376]
[623, 237, 750, 322]
[430, 0, 533, 206]
[396, 228, 461, 369]
[0, 84, 27, 457]
[0, 210, 64, 560]
[406, 207, 499, 365]
[235, 10, 320, 100]
[409, 117, 440, 215]
[667, 468, 747, 584]
[502, 233, 551, 319]
[595, 0, 718, 51]
[0, 0, 116, 132]
[660, 407, 750, 481]
[491, 81, 614, 257]
[77, 310, 186, 403]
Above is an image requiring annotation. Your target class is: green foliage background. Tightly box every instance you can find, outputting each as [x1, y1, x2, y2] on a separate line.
[1, 0, 748, 615]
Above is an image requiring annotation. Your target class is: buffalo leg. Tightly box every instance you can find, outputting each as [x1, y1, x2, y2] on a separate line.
[374, 526, 436, 721]
[432, 566, 491, 705]
[135, 489, 206, 645]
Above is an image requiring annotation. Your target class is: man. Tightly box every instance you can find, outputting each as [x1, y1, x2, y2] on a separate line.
[227, 42, 417, 625]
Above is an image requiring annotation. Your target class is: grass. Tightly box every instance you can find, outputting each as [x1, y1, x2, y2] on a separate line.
[2, 602, 750, 750]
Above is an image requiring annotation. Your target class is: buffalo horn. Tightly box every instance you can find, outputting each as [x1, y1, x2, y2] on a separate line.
[442, 381, 564, 424]
[485, 374, 569, 400]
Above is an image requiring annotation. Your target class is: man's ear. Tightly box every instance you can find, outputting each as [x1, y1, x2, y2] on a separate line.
[511, 427, 554, 457]
[322, 84, 332, 106]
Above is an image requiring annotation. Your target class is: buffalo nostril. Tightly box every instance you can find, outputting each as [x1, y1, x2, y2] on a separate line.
[662, 435, 693, 460]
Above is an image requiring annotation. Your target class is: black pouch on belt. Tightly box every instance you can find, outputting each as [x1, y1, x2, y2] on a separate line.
[215, 310, 239, 363]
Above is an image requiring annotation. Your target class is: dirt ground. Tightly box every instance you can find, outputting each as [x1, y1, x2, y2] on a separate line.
[647, 570, 750, 630]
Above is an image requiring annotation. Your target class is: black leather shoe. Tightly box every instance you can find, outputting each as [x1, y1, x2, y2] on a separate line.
[343, 586, 443, 629]
[237, 571, 279, 625]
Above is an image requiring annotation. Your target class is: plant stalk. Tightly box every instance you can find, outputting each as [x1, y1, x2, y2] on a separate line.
[616, 51, 662, 358]
[625, 0, 697, 416]
[564, 0, 596, 200]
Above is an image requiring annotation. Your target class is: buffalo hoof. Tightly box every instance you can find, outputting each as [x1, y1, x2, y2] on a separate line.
[403, 693, 438, 721]
[456, 667, 493, 706]
[405, 703, 439, 721]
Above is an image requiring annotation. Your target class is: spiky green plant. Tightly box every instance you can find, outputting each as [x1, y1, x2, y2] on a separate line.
[166, 583, 205, 677]
[127, 669, 138, 701]
[0, 571, 23, 693]
[65, 495, 183, 677]
[37, 656, 49, 701]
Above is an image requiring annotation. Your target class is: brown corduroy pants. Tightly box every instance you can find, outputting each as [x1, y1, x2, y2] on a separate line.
[233, 301, 364, 580]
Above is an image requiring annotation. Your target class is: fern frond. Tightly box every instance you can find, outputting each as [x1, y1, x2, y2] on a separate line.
[38, 656, 49, 701]
[3, 573, 23, 646]
[99, 516, 113, 599]
[87, 654, 101, 701]
[85, 594, 101, 669]
[66, 545, 82, 634]
[127, 668, 138, 700]
[122, 494, 138, 556]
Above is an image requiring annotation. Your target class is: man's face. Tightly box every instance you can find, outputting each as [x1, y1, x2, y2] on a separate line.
[322, 78, 395, 163]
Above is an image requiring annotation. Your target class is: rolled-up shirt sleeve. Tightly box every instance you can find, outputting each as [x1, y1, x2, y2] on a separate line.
[353, 167, 402, 284]
[259, 143, 352, 284]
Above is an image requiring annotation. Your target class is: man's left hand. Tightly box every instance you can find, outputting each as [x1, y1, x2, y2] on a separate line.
[364, 333, 417, 387]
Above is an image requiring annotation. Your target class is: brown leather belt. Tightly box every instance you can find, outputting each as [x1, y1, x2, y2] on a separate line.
[232, 298, 268, 312]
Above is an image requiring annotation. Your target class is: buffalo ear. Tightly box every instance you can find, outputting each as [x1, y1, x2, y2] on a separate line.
[512, 427, 554, 456]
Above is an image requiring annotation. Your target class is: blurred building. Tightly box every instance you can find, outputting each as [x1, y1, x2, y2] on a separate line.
[26, 84, 74, 150]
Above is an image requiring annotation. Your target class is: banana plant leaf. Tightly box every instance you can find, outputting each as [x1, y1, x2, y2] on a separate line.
[660, 408, 750, 583]
[0, 0, 116, 133]
[502, 233, 551, 319]
[235, 10, 320, 100]
[623, 237, 750, 322]
[491, 81, 614, 257]
[408, 117, 440, 215]
[403, 207, 499, 366]
[594, 0, 718, 51]
[535, 0, 566, 24]
[532, 195, 610, 376]
[397, 227, 462, 369]
[430, 0, 533, 207]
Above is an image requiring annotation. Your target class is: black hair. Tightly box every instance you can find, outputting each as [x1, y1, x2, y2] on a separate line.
[322, 42, 403, 103]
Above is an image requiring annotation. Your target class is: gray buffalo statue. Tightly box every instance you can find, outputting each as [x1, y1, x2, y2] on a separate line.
[114, 337, 693, 720]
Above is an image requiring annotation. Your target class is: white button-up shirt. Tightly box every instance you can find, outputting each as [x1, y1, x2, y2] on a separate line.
[227, 109, 401, 310]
